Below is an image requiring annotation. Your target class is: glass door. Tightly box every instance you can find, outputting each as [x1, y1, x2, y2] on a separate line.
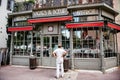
[42, 35, 58, 67]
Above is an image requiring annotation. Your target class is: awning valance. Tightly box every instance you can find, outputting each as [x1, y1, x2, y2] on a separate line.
[8, 26, 33, 32]
[28, 16, 72, 23]
[108, 22, 120, 30]
[66, 21, 120, 31]
[66, 22, 104, 28]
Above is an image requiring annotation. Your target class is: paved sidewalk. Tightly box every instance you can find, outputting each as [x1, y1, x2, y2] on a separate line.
[0, 66, 120, 80]
[49, 70, 78, 80]
[0, 66, 78, 80]
[76, 67, 120, 80]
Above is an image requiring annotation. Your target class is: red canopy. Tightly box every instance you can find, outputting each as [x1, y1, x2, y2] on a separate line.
[66, 21, 120, 31]
[108, 22, 120, 30]
[8, 26, 33, 32]
[66, 22, 104, 28]
[28, 16, 72, 23]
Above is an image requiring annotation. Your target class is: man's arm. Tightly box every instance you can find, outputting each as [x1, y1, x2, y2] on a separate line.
[62, 51, 67, 57]
[52, 52, 56, 57]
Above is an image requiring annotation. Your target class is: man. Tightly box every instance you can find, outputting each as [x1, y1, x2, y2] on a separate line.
[52, 44, 67, 79]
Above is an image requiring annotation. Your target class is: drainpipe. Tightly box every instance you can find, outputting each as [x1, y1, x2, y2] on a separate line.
[70, 28, 74, 70]
[9, 32, 14, 65]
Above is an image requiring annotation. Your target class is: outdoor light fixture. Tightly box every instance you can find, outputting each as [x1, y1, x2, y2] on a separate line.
[103, 30, 110, 40]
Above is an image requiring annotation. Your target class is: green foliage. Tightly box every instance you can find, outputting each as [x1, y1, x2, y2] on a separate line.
[28, 0, 35, 4]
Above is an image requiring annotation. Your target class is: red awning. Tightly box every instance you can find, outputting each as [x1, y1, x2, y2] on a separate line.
[108, 22, 120, 30]
[66, 21, 120, 31]
[8, 26, 33, 32]
[66, 21, 104, 28]
[28, 16, 72, 23]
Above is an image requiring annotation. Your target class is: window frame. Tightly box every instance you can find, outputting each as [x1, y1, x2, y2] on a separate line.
[0, 0, 2, 6]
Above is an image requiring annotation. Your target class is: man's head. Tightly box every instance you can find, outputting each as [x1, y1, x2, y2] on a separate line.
[58, 43, 62, 48]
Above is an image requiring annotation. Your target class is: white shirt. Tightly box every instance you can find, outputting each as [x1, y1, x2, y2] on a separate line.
[53, 48, 66, 63]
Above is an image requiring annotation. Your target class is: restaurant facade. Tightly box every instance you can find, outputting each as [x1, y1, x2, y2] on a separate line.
[8, 0, 120, 72]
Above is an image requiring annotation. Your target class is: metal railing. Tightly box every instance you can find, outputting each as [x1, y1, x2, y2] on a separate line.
[13, 0, 113, 12]
[13, 2, 34, 12]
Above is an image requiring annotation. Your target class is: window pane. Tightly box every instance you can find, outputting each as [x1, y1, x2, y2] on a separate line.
[73, 16, 98, 22]
[13, 31, 34, 56]
[73, 28, 100, 58]
[103, 29, 116, 58]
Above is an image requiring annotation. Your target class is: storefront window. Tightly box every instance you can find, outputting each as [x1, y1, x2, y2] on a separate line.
[103, 29, 117, 57]
[13, 31, 31, 56]
[61, 25, 70, 57]
[61, 25, 70, 49]
[73, 28, 100, 58]
[33, 31, 41, 57]
[13, 31, 41, 56]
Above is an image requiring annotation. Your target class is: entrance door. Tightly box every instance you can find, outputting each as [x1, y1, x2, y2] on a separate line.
[42, 35, 58, 67]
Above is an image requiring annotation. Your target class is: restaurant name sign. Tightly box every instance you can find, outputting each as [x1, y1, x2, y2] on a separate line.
[73, 9, 98, 16]
[33, 8, 68, 18]
[14, 15, 31, 21]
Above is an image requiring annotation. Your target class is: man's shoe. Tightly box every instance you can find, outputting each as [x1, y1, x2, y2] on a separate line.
[61, 75, 64, 78]
[55, 76, 59, 79]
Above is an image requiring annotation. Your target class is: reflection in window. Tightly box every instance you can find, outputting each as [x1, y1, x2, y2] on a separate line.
[73, 16, 98, 22]
[61, 25, 70, 49]
[7, 0, 11, 10]
[43, 36, 49, 57]
[7, 0, 14, 11]
[13, 31, 41, 57]
[103, 29, 117, 58]
[33, 31, 41, 57]
[52, 36, 58, 51]
[72, 27, 117, 58]
[73, 29, 82, 49]
[73, 28, 100, 58]
[73, 17, 79, 22]
[13, 31, 31, 56]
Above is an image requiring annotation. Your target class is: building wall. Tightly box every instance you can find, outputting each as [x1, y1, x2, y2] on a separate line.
[0, 0, 11, 48]
[113, 0, 120, 53]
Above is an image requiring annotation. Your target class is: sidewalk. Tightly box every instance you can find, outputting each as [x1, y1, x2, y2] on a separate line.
[0, 65, 78, 80]
[0, 66, 120, 80]
[76, 67, 120, 80]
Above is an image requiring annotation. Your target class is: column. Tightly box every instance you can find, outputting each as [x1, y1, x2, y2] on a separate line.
[70, 28, 74, 70]
[100, 28, 105, 73]
[9, 32, 14, 65]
